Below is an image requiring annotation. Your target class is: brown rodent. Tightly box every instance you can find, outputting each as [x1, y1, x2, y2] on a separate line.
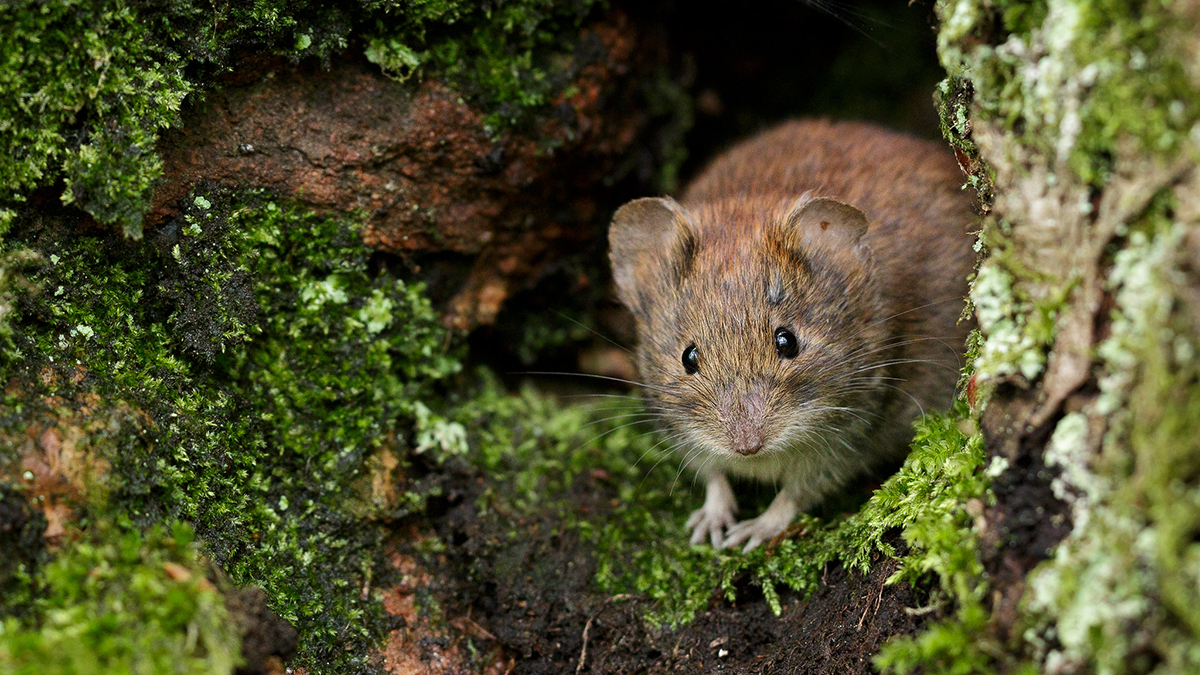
[608, 119, 975, 551]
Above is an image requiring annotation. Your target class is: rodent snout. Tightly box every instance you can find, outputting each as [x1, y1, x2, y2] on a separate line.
[720, 388, 768, 457]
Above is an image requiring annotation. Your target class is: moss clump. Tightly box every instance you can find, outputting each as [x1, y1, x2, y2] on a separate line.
[0, 0, 190, 238]
[0, 247, 40, 363]
[1, 0, 608, 237]
[1, 187, 461, 671]
[0, 519, 241, 675]
[366, 0, 603, 134]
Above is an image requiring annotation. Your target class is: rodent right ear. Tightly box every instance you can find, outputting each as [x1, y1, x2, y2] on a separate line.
[608, 197, 696, 317]
[782, 197, 870, 251]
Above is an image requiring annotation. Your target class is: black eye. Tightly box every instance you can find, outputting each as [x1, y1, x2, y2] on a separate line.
[681, 344, 699, 374]
[774, 328, 800, 359]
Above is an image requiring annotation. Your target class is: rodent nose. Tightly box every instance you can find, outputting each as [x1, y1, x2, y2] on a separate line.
[733, 438, 763, 456]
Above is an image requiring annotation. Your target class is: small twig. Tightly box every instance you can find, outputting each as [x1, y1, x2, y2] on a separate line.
[576, 594, 642, 675]
[857, 579, 889, 630]
[765, 523, 807, 554]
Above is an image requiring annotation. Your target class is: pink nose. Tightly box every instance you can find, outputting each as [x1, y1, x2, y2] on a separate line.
[731, 428, 763, 456]
[734, 441, 762, 456]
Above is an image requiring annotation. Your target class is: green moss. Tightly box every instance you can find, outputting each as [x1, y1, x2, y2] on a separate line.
[1065, 2, 1197, 185]
[0, 518, 241, 675]
[0, 0, 190, 239]
[1, 188, 462, 671]
[935, 77, 994, 206]
[368, 0, 604, 135]
[938, 0, 1199, 189]
[0, 247, 40, 365]
[451, 372, 625, 511]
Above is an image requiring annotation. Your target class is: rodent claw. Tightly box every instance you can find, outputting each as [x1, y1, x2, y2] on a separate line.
[687, 507, 734, 548]
[721, 521, 767, 552]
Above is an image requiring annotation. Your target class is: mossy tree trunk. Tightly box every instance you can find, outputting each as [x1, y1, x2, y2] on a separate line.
[933, 0, 1200, 671]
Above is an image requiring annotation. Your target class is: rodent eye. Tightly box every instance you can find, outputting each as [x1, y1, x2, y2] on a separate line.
[774, 328, 800, 359]
[681, 344, 700, 375]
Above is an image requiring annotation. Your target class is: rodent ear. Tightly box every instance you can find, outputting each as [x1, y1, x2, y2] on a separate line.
[608, 197, 696, 317]
[783, 197, 870, 250]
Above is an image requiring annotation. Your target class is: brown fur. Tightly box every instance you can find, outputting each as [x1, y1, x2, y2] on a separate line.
[608, 120, 975, 539]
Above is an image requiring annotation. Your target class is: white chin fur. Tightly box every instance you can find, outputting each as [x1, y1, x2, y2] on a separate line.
[707, 450, 793, 482]
[694, 432, 863, 488]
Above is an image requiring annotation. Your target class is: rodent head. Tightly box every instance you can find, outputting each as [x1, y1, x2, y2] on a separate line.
[608, 195, 888, 471]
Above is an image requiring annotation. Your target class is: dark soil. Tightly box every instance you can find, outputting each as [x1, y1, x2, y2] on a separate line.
[409, 464, 938, 675]
[978, 382, 1073, 634]
[226, 586, 300, 675]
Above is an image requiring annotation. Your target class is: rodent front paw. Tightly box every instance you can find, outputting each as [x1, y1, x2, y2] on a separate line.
[686, 505, 735, 548]
[721, 516, 789, 553]
[721, 492, 798, 553]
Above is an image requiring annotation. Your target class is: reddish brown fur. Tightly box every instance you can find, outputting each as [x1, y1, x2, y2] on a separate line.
[608, 119, 975, 545]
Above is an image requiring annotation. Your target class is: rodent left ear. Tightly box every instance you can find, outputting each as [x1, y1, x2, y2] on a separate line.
[783, 197, 870, 251]
[608, 197, 696, 317]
